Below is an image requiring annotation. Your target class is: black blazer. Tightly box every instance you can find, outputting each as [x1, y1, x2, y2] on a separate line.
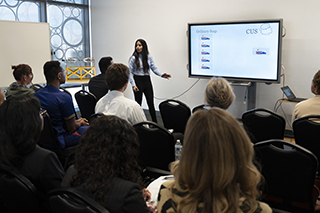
[62, 166, 149, 213]
[88, 73, 109, 101]
[22, 145, 65, 199]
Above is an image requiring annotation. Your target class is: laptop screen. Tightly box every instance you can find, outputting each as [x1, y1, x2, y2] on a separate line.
[283, 88, 292, 96]
[281, 86, 295, 99]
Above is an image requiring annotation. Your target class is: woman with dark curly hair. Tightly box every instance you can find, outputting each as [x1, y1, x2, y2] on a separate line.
[65, 115, 150, 212]
[0, 95, 64, 203]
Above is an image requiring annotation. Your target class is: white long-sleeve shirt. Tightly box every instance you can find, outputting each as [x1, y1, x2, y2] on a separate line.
[128, 54, 163, 87]
[95, 90, 147, 125]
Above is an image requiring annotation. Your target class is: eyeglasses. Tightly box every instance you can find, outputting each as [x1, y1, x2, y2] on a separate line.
[40, 108, 47, 116]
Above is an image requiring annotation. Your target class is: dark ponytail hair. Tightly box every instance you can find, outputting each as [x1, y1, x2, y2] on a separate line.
[132, 39, 149, 73]
[12, 64, 32, 81]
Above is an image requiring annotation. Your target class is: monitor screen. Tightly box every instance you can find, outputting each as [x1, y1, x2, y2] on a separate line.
[188, 19, 283, 83]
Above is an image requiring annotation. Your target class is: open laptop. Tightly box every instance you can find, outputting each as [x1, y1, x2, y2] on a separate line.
[281, 86, 306, 102]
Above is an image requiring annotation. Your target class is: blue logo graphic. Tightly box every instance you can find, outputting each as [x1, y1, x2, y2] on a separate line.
[201, 65, 210, 69]
[201, 44, 210, 47]
[201, 36, 210, 40]
[255, 50, 266, 55]
[201, 51, 210, 55]
[201, 58, 210, 62]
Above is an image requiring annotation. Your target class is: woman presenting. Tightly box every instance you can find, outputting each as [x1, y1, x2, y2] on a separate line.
[129, 39, 171, 123]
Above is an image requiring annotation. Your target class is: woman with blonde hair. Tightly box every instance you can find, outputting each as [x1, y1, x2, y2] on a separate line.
[204, 77, 235, 109]
[157, 108, 271, 213]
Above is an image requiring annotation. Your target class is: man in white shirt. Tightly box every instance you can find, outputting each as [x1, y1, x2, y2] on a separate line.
[95, 63, 147, 125]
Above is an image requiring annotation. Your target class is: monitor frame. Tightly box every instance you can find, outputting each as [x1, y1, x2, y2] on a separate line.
[188, 19, 283, 84]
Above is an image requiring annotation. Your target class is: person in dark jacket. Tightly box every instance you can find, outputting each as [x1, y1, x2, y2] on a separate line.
[88, 56, 113, 100]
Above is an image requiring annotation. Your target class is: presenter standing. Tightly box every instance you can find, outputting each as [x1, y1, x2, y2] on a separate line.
[129, 39, 171, 123]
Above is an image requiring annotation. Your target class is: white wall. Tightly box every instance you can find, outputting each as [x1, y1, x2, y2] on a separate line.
[91, 0, 320, 129]
[0, 20, 50, 87]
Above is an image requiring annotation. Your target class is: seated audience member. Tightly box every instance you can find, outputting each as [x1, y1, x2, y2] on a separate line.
[0, 95, 64, 204]
[157, 108, 272, 213]
[205, 77, 235, 109]
[64, 115, 150, 212]
[5, 64, 35, 98]
[95, 63, 146, 125]
[88, 56, 113, 101]
[292, 70, 320, 123]
[34, 61, 89, 149]
[0, 88, 5, 106]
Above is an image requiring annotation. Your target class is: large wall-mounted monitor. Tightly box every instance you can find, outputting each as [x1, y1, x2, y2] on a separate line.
[188, 19, 283, 83]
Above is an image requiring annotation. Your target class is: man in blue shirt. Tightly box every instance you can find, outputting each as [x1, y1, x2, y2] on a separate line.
[35, 61, 89, 149]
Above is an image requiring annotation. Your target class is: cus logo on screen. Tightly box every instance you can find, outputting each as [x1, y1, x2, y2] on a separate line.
[246, 29, 258, 34]
[259, 24, 273, 35]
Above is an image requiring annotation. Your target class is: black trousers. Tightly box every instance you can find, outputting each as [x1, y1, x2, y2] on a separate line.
[133, 75, 157, 123]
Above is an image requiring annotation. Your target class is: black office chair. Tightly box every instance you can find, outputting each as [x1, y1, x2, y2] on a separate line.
[192, 104, 207, 113]
[38, 111, 76, 167]
[242, 108, 285, 144]
[0, 170, 43, 213]
[134, 121, 174, 179]
[159, 99, 191, 134]
[293, 115, 320, 174]
[254, 140, 318, 213]
[48, 187, 109, 213]
[88, 112, 104, 124]
[75, 90, 97, 120]
[32, 83, 43, 92]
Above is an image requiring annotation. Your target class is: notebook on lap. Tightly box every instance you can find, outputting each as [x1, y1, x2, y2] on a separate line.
[281, 86, 306, 102]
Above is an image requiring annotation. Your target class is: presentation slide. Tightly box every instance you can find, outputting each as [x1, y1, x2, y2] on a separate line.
[189, 22, 280, 81]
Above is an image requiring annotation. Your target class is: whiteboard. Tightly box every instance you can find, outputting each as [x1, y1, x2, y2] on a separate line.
[0, 20, 51, 87]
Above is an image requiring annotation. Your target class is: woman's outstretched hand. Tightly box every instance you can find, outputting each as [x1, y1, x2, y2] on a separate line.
[162, 73, 171, 79]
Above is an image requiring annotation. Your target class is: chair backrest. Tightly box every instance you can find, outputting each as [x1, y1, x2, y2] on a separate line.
[254, 139, 318, 212]
[242, 108, 285, 143]
[48, 187, 109, 213]
[32, 83, 43, 92]
[89, 112, 104, 124]
[75, 90, 97, 120]
[192, 104, 207, 113]
[38, 112, 76, 166]
[159, 99, 191, 134]
[134, 121, 175, 172]
[38, 111, 61, 152]
[0, 170, 42, 213]
[293, 115, 320, 171]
